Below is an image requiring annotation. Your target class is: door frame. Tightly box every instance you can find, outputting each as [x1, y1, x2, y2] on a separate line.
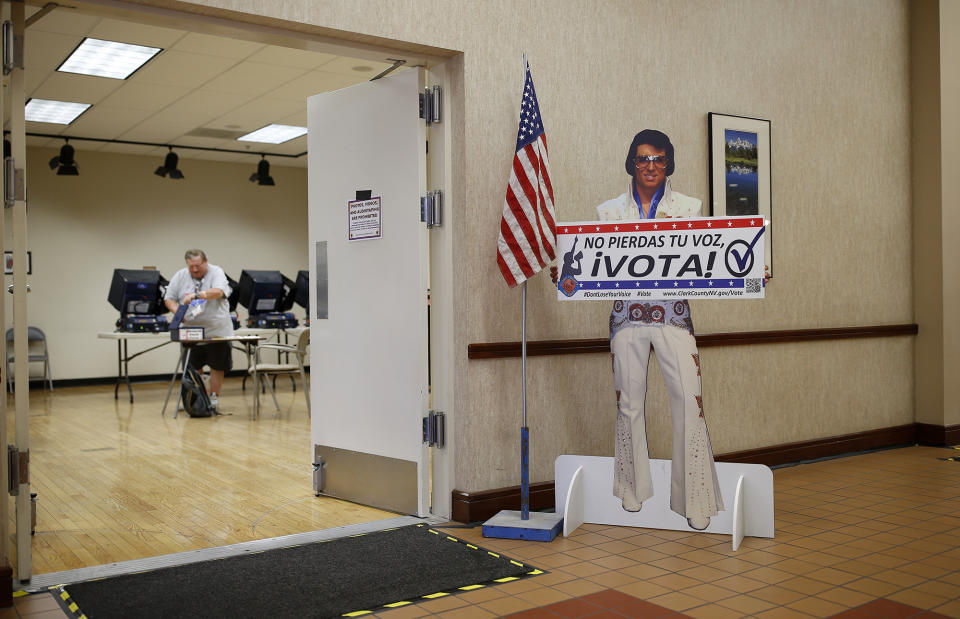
[7, 0, 463, 581]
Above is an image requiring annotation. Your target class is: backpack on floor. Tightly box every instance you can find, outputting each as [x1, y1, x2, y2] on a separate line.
[182, 366, 214, 418]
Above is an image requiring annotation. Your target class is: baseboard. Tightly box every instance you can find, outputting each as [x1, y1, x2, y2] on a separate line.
[0, 559, 10, 608]
[915, 422, 960, 447]
[449, 422, 957, 523]
[714, 424, 917, 467]
[451, 482, 555, 524]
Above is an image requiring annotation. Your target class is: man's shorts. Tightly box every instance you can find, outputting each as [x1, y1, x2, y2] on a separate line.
[187, 341, 233, 372]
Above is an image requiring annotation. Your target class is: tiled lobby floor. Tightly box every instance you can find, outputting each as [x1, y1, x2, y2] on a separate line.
[7, 445, 960, 618]
[378, 446, 960, 618]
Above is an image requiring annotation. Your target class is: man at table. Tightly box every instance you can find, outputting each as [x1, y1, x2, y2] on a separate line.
[164, 249, 233, 410]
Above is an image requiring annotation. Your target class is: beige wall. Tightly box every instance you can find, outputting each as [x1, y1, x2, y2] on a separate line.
[912, 0, 960, 429]
[61, 0, 919, 492]
[6, 147, 308, 379]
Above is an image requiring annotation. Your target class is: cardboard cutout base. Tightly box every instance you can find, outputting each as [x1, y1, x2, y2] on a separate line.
[556, 455, 773, 541]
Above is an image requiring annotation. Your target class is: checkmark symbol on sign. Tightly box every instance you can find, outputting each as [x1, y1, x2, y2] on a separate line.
[730, 227, 765, 272]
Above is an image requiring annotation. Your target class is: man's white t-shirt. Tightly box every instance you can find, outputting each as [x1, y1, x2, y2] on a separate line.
[164, 263, 234, 338]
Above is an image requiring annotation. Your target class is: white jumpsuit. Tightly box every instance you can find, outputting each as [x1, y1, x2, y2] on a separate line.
[597, 179, 724, 521]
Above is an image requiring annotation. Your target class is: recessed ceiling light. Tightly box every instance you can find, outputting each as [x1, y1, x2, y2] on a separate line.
[57, 37, 162, 80]
[237, 124, 308, 144]
[25, 98, 91, 125]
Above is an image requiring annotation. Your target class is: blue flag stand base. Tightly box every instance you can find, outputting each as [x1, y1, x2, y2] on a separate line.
[481, 424, 563, 542]
[482, 509, 563, 542]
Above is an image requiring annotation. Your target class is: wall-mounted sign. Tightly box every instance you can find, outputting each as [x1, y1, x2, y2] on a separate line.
[348, 197, 382, 241]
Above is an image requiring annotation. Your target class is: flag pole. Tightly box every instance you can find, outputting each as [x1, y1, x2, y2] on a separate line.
[521, 281, 529, 520]
[519, 51, 530, 522]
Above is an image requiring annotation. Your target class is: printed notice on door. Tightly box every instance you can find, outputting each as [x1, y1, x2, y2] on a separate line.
[348, 197, 382, 241]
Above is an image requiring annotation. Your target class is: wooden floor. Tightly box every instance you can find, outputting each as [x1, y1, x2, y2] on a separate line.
[4, 377, 395, 577]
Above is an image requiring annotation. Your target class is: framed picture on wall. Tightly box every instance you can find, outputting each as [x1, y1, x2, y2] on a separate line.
[3, 251, 31, 275]
[708, 113, 772, 276]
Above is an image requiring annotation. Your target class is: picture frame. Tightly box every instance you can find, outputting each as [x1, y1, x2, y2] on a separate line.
[4, 251, 32, 275]
[708, 113, 772, 275]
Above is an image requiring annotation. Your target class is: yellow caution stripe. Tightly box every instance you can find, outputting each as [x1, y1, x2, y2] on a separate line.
[510, 560, 524, 567]
[494, 576, 519, 583]
[12, 591, 28, 598]
[458, 584, 485, 591]
[384, 601, 412, 608]
[423, 592, 449, 599]
[342, 611, 372, 616]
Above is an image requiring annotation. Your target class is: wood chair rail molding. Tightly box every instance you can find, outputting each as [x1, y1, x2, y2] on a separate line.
[467, 323, 918, 359]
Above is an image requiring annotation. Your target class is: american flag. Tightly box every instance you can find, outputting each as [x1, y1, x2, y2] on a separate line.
[496, 61, 557, 288]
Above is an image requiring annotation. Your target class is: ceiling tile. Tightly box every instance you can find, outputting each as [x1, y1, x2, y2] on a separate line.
[66, 106, 149, 139]
[201, 62, 307, 96]
[246, 46, 337, 70]
[119, 88, 255, 142]
[96, 143, 164, 158]
[277, 110, 308, 126]
[266, 70, 362, 103]
[261, 136, 308, 155]
[31, 71, 124, 105]
[173, 135, 235, 149]
[172, 32, 265, 59]
[99, 81, 192, 112]
[129, 50, 238, 89]
[87, 18, 186, 49]
[25, 120, 71, 134]
[116, 120, 189, 144]
[205, 97, 304, 133]
[27, 9, 99, 36]
[316, 56, 395, 78]
[24, 30, 80, 76]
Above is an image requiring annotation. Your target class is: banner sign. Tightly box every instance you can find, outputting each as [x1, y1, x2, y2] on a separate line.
[555, 216, 765, 301]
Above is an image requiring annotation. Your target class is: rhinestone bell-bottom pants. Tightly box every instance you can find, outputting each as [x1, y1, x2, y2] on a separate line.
[611, 324, 724, 520]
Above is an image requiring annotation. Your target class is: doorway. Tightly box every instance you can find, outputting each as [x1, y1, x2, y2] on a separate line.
[4, 0, 457, 583]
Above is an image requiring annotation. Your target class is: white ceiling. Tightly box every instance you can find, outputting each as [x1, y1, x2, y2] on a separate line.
[20, 5, 407, 168]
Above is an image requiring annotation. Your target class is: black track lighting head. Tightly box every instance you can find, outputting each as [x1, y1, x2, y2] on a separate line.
[155, 149, 184, 179]
[249, 156, 275, 186]
[49, 141, 78, 176]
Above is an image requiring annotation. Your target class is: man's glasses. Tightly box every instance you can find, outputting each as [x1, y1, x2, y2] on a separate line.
[635, 155, 668, 169]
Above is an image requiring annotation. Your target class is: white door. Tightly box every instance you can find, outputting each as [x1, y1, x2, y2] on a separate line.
[307, 68, 431, 516]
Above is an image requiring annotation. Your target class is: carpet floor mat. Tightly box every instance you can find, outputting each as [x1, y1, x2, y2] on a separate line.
[52, 524, 544, 618]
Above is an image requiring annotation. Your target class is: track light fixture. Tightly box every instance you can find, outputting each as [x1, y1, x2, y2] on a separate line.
[249, 155, 275, 186]
[48, 139, 79, 176]
[154, 147, 184, 179]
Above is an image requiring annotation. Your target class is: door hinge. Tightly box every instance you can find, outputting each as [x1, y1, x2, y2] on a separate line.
[5, 158, 24, 208]
[419, 85, 442, 125]
[2, 21, 23, 75]
[422, 411, 446, 448]
[420, 189, 442, 228]
[8, 445, 28, 495]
